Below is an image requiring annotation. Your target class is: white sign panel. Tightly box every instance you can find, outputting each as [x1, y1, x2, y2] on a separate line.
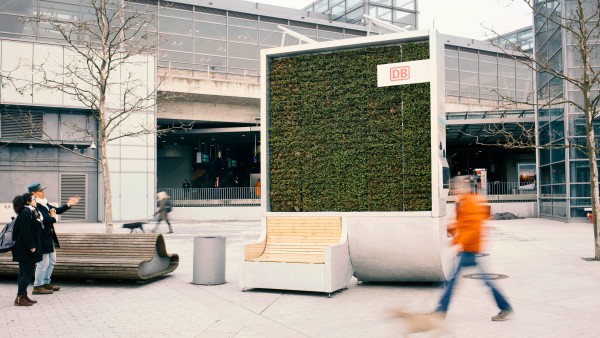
[377, 59, 433, 87]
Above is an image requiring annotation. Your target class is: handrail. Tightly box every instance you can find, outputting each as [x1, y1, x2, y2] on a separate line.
[159, 187, 260, 207]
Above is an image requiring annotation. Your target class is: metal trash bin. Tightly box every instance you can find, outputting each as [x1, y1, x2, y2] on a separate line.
[193, 236, 226, 285]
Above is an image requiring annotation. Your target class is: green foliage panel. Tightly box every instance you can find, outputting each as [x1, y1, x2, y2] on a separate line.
[269, 42, 431, 212]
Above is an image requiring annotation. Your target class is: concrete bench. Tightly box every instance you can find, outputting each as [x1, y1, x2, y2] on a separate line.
[241, 216, 353, 296]
[0, 233, 179, 280]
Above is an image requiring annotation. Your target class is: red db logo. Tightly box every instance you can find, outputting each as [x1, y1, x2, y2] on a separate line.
[390, 66, 410, 81]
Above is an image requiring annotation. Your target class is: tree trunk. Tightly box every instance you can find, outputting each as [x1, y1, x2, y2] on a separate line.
[585, 118, 600, 259]
[100, 142, 113, 233]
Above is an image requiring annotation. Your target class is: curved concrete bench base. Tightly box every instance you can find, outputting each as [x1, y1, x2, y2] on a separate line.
[347, 216, 455, 282]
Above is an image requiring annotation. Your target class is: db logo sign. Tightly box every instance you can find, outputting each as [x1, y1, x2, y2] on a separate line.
[390, 66, 410, 81]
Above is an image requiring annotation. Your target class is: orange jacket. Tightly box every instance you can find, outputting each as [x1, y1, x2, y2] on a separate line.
[448, 193, 489, 253]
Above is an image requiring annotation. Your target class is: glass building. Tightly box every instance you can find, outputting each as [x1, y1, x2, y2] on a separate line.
[490, 26, 534, 53]
[0, 0, 370, 82]
[303, 0, 417, 29]
[535, 0, 600, 221]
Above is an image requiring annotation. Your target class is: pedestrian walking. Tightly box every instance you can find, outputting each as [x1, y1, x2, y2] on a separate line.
[28, 183, 79, 295]
[11, 193, 43, 306]
[152, 191, 173, 234]
[434, 175, 513, 321]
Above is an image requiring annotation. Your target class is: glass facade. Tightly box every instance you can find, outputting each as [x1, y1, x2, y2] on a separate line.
[444, 46, 533, 104]
[535, 0, 566, 219]
[304, 0, 417, 29]
[0, 0, 369, 82]
[490, 26, 534, 53]
[535, 0, 600, 220]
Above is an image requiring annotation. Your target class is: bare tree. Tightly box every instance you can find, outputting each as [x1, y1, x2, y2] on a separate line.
[483, 0, 600, 258]
[15, 0, 165, 233]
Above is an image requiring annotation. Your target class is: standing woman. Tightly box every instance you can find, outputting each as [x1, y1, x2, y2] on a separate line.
[11, 193, 43, 306]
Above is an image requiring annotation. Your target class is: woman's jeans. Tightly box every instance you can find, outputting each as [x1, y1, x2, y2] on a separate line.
[34, 245, 56, 287]
[18, 262, 36, 295]
[436, 252, 512, 313]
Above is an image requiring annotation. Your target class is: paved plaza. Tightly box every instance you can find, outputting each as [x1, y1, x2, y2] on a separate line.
[0, 217, 599, 337]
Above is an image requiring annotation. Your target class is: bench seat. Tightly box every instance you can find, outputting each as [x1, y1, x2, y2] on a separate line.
[241, 216, 353, 295]
[0, 233, 179, 280]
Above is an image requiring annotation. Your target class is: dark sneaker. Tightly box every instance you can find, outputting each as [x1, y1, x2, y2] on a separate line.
[32, 286, 53, 294]
[44, 284, 60, 291]
[492, 310, 513, 321]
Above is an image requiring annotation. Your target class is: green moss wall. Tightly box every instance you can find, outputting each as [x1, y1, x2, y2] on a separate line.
[268, 42, 431, 212]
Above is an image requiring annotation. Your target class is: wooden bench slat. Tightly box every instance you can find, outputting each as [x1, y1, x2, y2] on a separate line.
[248, 216, 342, 264]
[0, 233, 179, 280]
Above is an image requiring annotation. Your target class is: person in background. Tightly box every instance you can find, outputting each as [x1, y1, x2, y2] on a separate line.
[255, 178, 261, 199]
[181, 179, 191, 200]
[28, 183, 80, 295]
[182, 179, 190, 189]
[152, 191, 173, 234]
[434, 176, 513, 321]
[11, 193, 43, 306]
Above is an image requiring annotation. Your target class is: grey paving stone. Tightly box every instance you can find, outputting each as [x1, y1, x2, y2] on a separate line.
[0, 218, 599, 337]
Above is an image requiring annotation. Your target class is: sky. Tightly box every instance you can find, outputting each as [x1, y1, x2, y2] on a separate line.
[249, 0, 533, 40]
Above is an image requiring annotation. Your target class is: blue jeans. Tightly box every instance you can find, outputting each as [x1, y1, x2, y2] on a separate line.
[34, 246, 56, 287]
[436, 252, 512, 313]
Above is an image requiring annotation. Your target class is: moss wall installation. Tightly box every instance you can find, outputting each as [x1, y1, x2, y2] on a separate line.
[269, 42, 431, 212]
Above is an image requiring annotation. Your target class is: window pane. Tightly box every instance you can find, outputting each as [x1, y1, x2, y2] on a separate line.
[570, 161, 590, 182]
[394, 1, 416, 10]
[195, 12, 226, 24]
[227, 42, 258, 59]
[228, 26, 258, 44]
[228, 17, 258, 28]
[460, 71, 478, 85]
[159, 17, 192, 35]
[0, 0, 37, 15]
[0, 13, 37, 37]
[371, 0, 392, 5]
[195, 22, 226, 39]
[259, 29, 282, 46]
[228, 58, 258, 72]
[161, 34, 193, 53]
[40, 1, 80, 21]
[318, 30, 344, 40]
[195, 38, 227, 56]
[159, 50, 193, 65]
[159, 7, 193, 19]
[194, 54, 226, 67]
[459, 59, 478, 72]
[445, 69, 458, 82]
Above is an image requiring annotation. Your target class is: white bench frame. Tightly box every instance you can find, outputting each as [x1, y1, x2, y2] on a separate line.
[240, 216, 353, 296]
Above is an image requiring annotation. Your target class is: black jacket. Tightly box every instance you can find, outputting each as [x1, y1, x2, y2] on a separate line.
[35, 202, 70, 253]
[12, 208, 43, 263]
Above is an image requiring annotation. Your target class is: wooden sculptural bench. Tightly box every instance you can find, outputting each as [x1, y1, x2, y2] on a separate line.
[0, 233, 179, 280]
[241, 216, 353, 296]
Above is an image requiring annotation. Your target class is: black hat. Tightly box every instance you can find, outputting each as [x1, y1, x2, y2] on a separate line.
[28, 183, 46, 193]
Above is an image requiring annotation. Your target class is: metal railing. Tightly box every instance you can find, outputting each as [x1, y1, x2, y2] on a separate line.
[160, 187, 260, 207]
[448, 181, 537, 203]
[161, 182, 535, 207]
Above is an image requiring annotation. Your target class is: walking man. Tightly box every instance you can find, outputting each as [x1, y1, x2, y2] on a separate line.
[435, 176, 513, 321]
[29, 183, 80, 295]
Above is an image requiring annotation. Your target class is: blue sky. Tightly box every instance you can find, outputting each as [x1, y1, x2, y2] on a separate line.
[249, 0, 532, 40]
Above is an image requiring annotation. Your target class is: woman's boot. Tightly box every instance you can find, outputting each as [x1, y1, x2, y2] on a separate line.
[23, 292, 37, 304]
[14, 294, 33, 306]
